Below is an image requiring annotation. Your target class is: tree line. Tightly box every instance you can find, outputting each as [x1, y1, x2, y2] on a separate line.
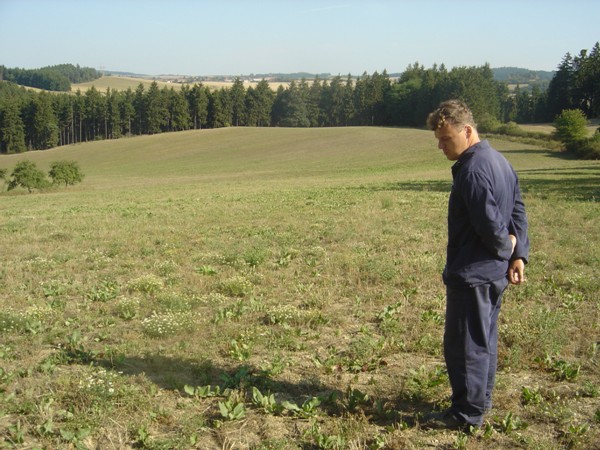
[0, 64, 101, 92]
[0, 43, 598, 155]
[512, 42, 600, 123]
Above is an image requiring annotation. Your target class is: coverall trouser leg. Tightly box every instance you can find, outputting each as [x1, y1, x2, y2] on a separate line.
[444, 277, 508, 426]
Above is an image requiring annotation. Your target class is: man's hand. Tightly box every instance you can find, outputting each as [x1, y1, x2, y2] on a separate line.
[508, 258, 525, 285]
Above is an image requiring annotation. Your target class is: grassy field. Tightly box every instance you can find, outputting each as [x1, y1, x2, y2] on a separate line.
[0, 128, 599, 449]
[71, 76, 288, 92]
[519, 120, 599, 137]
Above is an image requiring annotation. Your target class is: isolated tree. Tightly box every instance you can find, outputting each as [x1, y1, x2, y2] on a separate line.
[553, 109, 588, 145]
[8, 160, 49, 192]
[48, 160, 84, 187]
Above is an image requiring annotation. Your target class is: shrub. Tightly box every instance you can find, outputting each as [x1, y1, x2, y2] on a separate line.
[477, 113, 501, 133]
[553, 109, 588, 145]
[496, 121, 526, 137]
[569, 133, 600, 159]
[559, 127, 600, 159]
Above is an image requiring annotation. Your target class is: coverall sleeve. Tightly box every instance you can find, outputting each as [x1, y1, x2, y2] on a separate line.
[460, 171, 514, 261]
[508, 179, 530, 263]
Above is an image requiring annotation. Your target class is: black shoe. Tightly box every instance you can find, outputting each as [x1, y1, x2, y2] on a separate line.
[421, 409, 469, 431]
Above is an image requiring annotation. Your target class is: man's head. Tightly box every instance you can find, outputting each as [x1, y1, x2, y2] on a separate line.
[427, 100, 479, 161]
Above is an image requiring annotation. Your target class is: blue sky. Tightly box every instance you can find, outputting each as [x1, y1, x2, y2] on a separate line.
[1, 0, 598, 76]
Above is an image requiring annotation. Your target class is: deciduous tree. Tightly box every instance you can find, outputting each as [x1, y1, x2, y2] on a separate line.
[48, 160, 84, 187]
[8, 160, 49, 192]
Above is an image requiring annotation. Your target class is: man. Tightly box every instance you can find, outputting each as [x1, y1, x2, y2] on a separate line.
[422, 100, 530, 430]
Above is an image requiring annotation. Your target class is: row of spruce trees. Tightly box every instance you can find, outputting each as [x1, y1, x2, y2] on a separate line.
[0, 43, 598, 155]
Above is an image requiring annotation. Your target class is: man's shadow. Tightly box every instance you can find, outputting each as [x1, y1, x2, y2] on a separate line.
[97, 353, 436, 428]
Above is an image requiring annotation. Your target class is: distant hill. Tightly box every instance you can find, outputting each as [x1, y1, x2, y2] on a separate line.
[7, 65, 556, 92]
[492, 66, 554, 82]
[103, 70, 149, 78]
[492, 66, 554, 91]
[103, 71, 333, 82]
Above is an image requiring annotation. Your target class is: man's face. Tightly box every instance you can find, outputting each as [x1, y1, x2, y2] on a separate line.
[434, 124, 469, 161]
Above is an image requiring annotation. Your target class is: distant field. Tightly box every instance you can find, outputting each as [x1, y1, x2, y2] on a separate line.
[71, 75, 289, 92]
[520, 119, 599, 136]
[1, 128, 599, 449]
[518, 123, 556, 134]
[72, 76, 180, 92]
[0, 127, 585, 185]
[0, 128, 445, 187]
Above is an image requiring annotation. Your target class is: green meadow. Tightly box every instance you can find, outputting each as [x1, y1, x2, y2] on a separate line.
[0, 127, 599, 449]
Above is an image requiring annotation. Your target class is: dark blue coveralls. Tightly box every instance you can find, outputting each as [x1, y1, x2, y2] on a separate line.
[443, 140, 529, 426]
